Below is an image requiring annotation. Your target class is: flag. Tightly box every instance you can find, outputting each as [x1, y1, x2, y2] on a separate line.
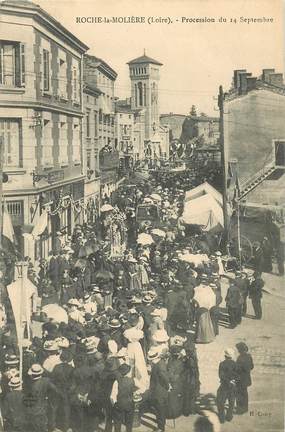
[32, 210, 48, 238]
[232, 174, 241, 207]
[6, 273, 37, 343]
[3, 207, 15, 243]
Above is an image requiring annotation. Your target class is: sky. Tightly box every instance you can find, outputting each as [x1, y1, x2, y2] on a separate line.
[35, 0, 284, 116]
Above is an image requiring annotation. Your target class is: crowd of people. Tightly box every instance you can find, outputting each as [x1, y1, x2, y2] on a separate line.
[0, 178, 269, 432]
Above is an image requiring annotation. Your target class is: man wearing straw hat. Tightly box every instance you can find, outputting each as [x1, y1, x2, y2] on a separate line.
[25, 364, 59, 432]
[148, 350, 172, 432]
[2, 376, 25, 432]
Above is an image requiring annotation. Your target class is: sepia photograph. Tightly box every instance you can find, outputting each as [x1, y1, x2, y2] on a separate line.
[0, 0, 284, 431]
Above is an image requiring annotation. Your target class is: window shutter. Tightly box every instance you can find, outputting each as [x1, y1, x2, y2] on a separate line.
[15, 44, 21, 87]
[20, 44, 25, 85]
[0, 44, 3, 84]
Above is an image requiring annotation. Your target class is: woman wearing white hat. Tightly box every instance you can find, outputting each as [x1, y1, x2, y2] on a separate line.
[123, 327, 150, 393]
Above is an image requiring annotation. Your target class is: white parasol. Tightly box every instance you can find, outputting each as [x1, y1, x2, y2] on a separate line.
[143, 197, 153, 203]
[100, 204, 114, 212]
[150, 193, 162, 202]
[178, 253, 209, 267]
[193, 285, 216, 309]
[137, 233, 154, 245]
[42, 304, 69, 324]
[151, 228, 166, 238]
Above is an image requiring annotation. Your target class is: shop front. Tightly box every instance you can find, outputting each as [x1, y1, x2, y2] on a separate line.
[34, 180, 85, 259]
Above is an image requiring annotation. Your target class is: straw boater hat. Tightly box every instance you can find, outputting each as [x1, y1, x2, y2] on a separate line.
[109, 319, 121, 329]
[28, 364, 44, 380]
[224, 348, 235, 359]
[8, 376, 22, 388]
[147, 348, 160, 361]
[5, 354, 19, 367]
[43, 340, 59, 352]
[142, 294, 153, 304]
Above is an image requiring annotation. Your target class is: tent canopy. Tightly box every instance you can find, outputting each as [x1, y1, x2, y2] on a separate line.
[182, 193, 224, 231]
[185, 182, 222, 206]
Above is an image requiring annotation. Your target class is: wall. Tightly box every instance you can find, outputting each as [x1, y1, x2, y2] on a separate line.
[160, 114, 186, 140]
[224, 89, 285, 183]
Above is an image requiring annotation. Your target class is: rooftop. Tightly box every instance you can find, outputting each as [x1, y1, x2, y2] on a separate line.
[127, 52, 162, 66]
[85, 54, 118, 80]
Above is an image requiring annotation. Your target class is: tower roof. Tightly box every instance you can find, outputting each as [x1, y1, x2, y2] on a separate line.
[127, 53, 162, 66]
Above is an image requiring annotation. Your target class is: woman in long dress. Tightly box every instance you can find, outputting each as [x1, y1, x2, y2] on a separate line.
[123, 327, 150, 394]
[194, 284, 216, 343]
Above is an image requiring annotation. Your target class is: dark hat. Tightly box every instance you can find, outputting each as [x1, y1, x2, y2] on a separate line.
[236, 342, 249, 353]
[170, 345, 182, 355]
[85, 313, 93, 323]
[60, 349, 73, 363]
[105, 358, 118, 372]
[118, 363, 131, 376]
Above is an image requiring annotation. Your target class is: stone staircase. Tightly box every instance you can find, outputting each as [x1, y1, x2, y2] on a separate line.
[239, 163, 276, 200]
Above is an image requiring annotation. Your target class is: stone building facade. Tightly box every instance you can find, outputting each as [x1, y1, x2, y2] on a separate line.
[0, 0, 88, 260]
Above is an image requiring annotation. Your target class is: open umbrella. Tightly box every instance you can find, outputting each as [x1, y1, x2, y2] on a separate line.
[150, 193, 162, 202]
[42, 304, 68, 324]
[151, 228, 166, 238]
[94, 270, 114, 281]
[137, 233, 154, 245]
[101, 204, 114, 212]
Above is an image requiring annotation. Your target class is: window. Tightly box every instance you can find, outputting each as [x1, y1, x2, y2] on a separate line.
[138, 82, 143, 106]
[59, 116, 68, 165]
[0, 119, 21, 167]
[7, 201, 23, 226]
[99, 109, 103, 123]
[0, 41, 25, 87]
[42, 118, 53, 165]
[275, 140, 285, 166]
[43, 49, 50, 92]
[86, 148, 91, 169]
[58, 51, 67, 99]
[73, 120, 80, 162]
[86, 110, 90, 137]
[94, 112, 98, 137]
[72, 63, 80, 102]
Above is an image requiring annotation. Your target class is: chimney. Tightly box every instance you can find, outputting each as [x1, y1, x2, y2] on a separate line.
[246, 77, 257, 92]
[268, 73, 283, 87]
[233, 69, 247, 89]
[262, 68, 275, 83]
[238, 72, 252, 95]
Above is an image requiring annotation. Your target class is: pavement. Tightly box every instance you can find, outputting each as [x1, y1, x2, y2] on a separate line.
[134, 269, 285, 432]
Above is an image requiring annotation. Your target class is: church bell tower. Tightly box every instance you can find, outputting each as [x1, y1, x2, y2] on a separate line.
[127, 51, 162, 140]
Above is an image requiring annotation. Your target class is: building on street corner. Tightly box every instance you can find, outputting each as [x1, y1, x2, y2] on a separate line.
[0, 0, 88, 261]
[84, 54, 119, 202]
